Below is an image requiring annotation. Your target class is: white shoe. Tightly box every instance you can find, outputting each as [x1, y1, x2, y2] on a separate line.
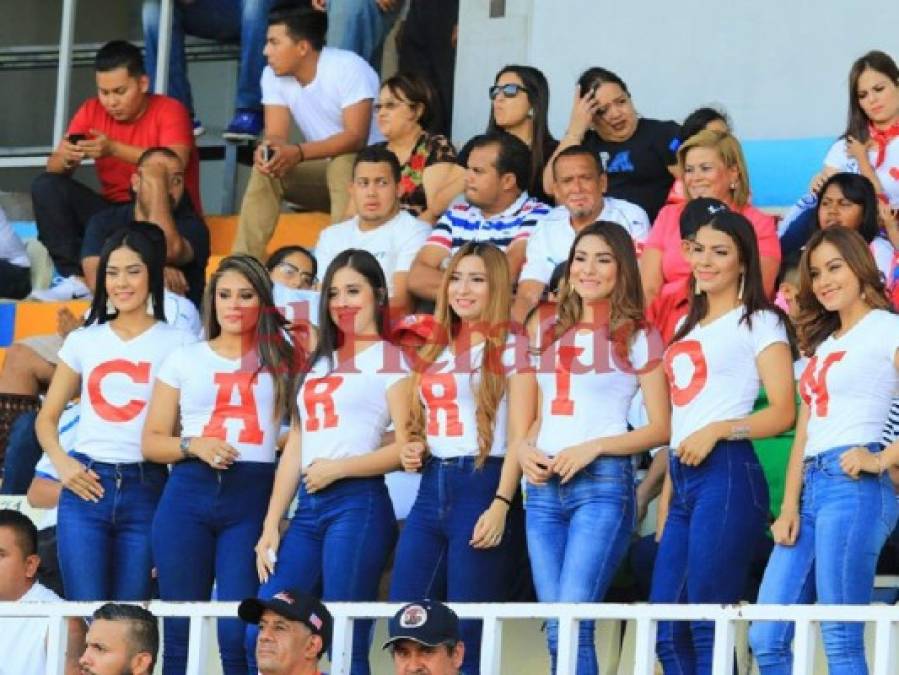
[29, 275, 92, 301]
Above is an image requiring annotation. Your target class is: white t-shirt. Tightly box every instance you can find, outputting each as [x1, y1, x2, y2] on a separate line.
[519, 197, 650, 285]
[420, 338, 524, 458]
[273, 284, 320, 327]
[157, 342, 280, 463]
[0, 207, 29, 268]
[260, 47, 383, 145]
[314, 211, 430, 295]
[870, 236, 896, 289]
[534, 328, 658, 456]
[800, 309, 899, 457]
[664, 308, 788, 448]
[824, 137, 899, 208]
[297, 341, 407, 468]
[163, 289, 202, 336]
[58, 322, 196, 463]
[0, 582, 62, 675]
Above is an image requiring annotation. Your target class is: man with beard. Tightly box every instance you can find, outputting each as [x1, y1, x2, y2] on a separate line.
[80, 146, 209, 309]
[78, 604, 158, 675]
[511, 144, 650, 322]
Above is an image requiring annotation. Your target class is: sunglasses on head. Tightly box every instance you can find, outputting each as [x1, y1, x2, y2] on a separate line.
[489, 83, 529, 100]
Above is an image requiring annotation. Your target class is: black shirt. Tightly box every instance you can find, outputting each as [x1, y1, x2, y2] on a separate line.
[583, 117, 680, 221]
[80, 199, 210, 309]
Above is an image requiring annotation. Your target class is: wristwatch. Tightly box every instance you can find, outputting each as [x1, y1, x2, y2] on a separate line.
[179, 436, 194, 459]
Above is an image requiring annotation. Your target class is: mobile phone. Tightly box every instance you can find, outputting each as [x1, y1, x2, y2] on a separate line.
[67, 133, 87, 144]
[260, 143, 272, 162]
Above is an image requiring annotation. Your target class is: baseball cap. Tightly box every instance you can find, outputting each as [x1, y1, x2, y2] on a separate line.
[679, 198, 729, 239]
[238, 589, 333, 652]
[383, 600, 461, 649]
[390, 313, 438, 348]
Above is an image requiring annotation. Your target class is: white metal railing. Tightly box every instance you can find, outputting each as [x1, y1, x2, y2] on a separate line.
[2, 600, 898, 675]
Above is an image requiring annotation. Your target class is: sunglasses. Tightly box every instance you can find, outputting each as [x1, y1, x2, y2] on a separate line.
[489, 83, 529, 100]
[276, 261, 317, 286]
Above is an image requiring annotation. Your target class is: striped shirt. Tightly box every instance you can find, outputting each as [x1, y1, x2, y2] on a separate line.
[426, 192, 550, 253]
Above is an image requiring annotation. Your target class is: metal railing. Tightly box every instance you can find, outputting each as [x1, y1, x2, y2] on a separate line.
[2, 600, 897, 675]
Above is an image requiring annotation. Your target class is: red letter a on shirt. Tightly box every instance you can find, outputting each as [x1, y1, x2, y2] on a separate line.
[202, 372, 264, 444]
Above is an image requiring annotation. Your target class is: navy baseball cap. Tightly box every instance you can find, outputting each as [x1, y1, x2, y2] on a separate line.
[239, 589, 333, 652]
[383, 600, 461, 649]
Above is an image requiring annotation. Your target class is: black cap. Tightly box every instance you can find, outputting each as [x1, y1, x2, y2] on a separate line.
[679, 198, 729, 239]
[383, 600, 461, 649]
[239, 589, 333, 652]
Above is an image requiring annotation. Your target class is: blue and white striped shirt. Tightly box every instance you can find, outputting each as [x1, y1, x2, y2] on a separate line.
[426, 192, 550, 253]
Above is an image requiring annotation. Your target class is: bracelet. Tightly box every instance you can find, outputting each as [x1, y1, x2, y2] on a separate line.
[728, 423, 751, 441]
[493, 494, 512, 507]
[295, 143, 305, 162]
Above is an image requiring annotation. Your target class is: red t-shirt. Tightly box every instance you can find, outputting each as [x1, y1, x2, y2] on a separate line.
[645, 202, 780, 296]
[67, 94, 202, 213]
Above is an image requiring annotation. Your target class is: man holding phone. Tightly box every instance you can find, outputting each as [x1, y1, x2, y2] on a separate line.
[31, 40, 200, 301]
[230, 3, 382, 261]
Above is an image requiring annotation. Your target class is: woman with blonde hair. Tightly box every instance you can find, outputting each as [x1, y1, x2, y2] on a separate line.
[519, 221, 670, 674]
[750, 227, 899, 674]
[389, 241, 533, 674]
[641, 130, 781, 306]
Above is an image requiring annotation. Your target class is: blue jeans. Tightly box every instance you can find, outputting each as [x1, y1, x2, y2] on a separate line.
[650, 440, 769, 675]
[142, 0, 273, 113]
[246, 476, 397, 675]
[152, 460, 274, 675]
[749, 444, 899, 675]
[56, 452, 167, 601]
[526, 456, 635, 675]
[0, 410, 42, 494]
[389, 456, 515, 675]
[326, 0, 400, 70]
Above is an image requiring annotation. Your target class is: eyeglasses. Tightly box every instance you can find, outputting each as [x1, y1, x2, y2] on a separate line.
[275, 261, 317, 286]
[488, 83, 529, 100]
[373, 100, 411, 113]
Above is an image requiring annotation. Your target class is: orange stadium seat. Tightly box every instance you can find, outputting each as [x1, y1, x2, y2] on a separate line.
[12, 300, 91, 342]
[205, 212, 330, 256]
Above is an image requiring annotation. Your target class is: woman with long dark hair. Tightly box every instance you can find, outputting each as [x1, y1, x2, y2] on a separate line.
[35, 222, 195, 601]
[813, 51, 899, 209]
[486, 64, 557, 203]
[649, 211, 796, 674]
[749, 227, 899, 674]
[143, 255, 295, 674]
[250, 249, 408, 675]
[519, 221, 670, 674]
[389, 242, 533, 674]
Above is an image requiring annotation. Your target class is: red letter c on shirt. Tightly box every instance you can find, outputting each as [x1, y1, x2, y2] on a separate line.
[87, 359, 151, 422]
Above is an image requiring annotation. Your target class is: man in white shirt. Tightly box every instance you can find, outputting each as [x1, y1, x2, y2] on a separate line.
[511, 144, 650, 323]
[315, 145, 430, 312]
[233, 3, 382, 261]
[0, 509, 84, 675]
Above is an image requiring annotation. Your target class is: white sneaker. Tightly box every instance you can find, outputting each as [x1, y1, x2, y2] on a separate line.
[29, 275, 92, 301]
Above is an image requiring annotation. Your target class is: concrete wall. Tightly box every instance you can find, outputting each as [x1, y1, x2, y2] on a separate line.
[453, 0, 899, 205]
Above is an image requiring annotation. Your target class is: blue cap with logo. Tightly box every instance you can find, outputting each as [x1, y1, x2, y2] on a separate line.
[383, 599, 461, 649]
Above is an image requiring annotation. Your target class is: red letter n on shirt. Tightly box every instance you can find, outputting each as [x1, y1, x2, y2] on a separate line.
[421, 373, 463, 437]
